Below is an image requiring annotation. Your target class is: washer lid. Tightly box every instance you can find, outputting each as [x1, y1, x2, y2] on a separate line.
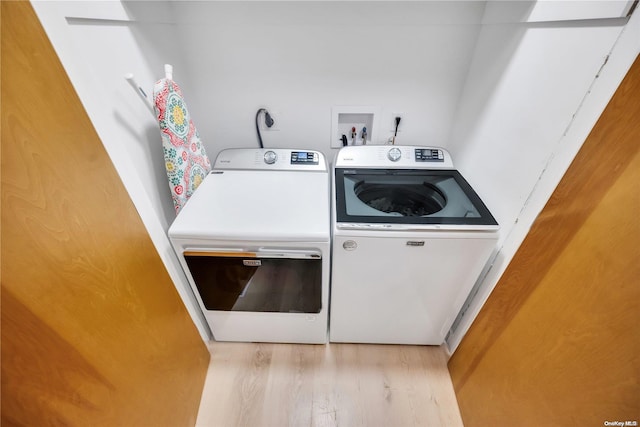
[334, 168, 498, 230]
[169, 170, 330, 241]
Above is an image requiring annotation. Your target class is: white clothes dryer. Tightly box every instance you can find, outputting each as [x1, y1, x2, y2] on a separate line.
[329, 145, 499, 345]
[169, 148, 330, 344]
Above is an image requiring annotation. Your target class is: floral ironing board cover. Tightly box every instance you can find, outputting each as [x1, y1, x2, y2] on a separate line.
[153, 79, 211, 214]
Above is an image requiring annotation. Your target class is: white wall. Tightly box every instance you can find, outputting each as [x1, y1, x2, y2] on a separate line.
[446, 2, 640, 351]
[163, 1, 487, 159]
[450, 21, 624, 242]
[31, 0, 639, 347]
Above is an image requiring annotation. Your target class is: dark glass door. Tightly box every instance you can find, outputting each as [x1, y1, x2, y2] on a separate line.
[184, 251, 322, 313]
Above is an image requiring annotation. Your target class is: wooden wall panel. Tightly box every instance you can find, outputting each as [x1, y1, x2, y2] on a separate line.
[448, 56, 640, 425]
[1, 3, 210, 426]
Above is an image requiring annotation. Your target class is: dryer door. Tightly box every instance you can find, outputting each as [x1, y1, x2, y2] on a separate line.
[183, 249, 322, 313]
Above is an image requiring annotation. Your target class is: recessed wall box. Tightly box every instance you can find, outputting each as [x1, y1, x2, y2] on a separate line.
[331, 106, 380, 148]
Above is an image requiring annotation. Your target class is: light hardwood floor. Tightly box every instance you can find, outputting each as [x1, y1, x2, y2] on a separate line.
[196, 341, 463, 427]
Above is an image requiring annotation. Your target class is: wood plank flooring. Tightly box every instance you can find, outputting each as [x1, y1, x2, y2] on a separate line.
[196, 342, 463, 427]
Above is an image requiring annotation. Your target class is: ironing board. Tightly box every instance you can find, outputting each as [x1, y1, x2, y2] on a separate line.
[153, 78, 211, 214]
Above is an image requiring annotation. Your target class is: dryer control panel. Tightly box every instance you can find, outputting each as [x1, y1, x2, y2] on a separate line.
[291, 151, 319, 165]
[214, 148, 326, 171]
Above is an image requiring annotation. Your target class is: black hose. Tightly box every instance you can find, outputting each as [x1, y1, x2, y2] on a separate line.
[255, 108, 266, 148]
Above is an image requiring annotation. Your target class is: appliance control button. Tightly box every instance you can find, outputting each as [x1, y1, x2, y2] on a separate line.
[343, 240, 358, 251]
[387, 147, 402, 162]
[264, 150, 277, 164]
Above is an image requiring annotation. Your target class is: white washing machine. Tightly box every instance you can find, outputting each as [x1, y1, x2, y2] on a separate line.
[329, 145, 499, 345]
[169, 148, 330, 344]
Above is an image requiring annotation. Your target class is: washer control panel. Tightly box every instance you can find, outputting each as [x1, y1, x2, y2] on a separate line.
[334, 145, 454, 169]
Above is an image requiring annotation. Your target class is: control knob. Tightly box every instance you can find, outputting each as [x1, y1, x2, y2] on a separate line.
[263, 150, 277, 164]
[387, 147, 402, 162]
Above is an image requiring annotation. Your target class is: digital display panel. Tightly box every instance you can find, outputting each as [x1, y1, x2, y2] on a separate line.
[291, 151, 319, 165]
[415, 149, 444, 162]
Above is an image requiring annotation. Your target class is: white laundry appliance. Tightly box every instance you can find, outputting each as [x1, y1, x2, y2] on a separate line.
[329, 145, 499, 345]
[169, 148, 330, 344]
